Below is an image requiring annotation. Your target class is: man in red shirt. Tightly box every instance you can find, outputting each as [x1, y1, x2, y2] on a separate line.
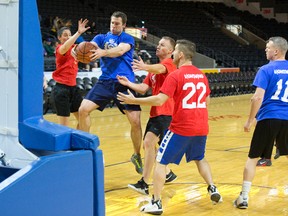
[117, 39, 222, 215]
[117, 36, 177, 195]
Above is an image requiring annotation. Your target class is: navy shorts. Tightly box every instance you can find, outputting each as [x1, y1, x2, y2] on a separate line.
[85, 80, 141, 113]
[52, 83, 83, 117]
[144, 115, 172, 145]
[156, 130, 207, 165]
[249, 119, 288, 158]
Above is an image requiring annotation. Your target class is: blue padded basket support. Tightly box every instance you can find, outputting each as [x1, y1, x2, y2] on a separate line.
[0, 151, 94, 216]
[18, 0, 43, 121]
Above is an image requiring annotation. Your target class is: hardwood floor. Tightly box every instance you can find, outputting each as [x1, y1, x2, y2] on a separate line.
[44, 94, 288, 216]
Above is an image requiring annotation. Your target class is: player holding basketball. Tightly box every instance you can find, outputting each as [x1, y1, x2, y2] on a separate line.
[234, 36, 288, 209]
[117, 39, 222, 215]
[52, 18, 89, 128]
[77, 11, 143, 174]
[117, 36, 177, 195]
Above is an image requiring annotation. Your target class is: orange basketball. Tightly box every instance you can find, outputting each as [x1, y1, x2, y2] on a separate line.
[75, 41, 96, 64]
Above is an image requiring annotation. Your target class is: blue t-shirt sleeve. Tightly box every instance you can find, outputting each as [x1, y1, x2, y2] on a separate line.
[91, 34, 105, 48]
[121, 33, 134, 49]
[253, 66, 269, 90]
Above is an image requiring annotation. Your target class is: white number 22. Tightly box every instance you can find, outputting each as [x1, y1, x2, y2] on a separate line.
[271, 79, 288, 102]
[182, 82, 207, 108]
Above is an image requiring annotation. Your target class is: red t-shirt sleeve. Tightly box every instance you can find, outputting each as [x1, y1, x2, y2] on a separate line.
[160, 71, 177, 98]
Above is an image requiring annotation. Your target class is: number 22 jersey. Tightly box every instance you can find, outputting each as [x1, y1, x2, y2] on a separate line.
[160, 65, 211, 136]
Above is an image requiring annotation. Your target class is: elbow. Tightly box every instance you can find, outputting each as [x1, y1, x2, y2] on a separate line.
[118, 49, 126, 56]
[154, 99, 165, 106]
[138, 90, 147, 95]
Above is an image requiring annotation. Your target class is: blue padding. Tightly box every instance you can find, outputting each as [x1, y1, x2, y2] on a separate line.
[71, 130, 100, 150]
[0, 151, 94, 216]
[19, 117, 72, 151]
[93, 150, 105, 216]
[19, 117, 101, 152]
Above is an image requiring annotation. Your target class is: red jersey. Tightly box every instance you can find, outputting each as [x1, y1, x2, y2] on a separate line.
[160, 65, 211, 136]
[52, 44, 78, 86]
[143, 58, 176, 118]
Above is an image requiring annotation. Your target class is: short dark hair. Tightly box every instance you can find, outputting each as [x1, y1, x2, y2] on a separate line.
[176, 39, 196, 60]
[111, 11, 127, 25]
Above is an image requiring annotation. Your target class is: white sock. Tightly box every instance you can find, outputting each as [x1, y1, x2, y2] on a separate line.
[241, 181, 252, 198]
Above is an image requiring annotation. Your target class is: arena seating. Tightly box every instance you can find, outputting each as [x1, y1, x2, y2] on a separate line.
[38, 0, 287, 114]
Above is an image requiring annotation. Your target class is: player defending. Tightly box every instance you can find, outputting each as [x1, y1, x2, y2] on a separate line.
[117, 39, 222, 215]
[117, 36, 177, 195]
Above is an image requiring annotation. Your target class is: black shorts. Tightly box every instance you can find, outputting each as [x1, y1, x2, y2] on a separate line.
[84, 80, 141, 113]
[248, 119, 288, 158]
[52, 83, 83, 117]
[144, 115, 172, 145]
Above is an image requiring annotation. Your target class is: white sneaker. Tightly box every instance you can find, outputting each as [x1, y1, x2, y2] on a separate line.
[207, 185, 223, 204]
[140, 196, 163, 215]
[234, 193, 248, 209]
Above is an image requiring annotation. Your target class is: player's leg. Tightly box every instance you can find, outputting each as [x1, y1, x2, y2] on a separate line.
[78, 99, 99, 132]
[128, 131, 158, 195]
[140, 162, 165, 215]
[194, 158, 222, 204]
[78, 81, 109, 132]
[125, 109, 143, 174]
[235, 119, 280, 209]
[141, 130, 184, 214]
[142, 132, 158, 183]
[186, 136, 222, 204]
[52, 83, 71, 127]
[57, 116, 70, 126]
[70, 86, 83, 130]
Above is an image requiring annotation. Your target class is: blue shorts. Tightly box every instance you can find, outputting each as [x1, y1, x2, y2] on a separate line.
[85, 80, 141, 113]
[156, 130, 207, 165]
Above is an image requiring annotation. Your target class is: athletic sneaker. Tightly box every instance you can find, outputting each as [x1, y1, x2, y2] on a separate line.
[128, 177, 149, 195]
[274, 148, 280, 160]
[207, 185, 222, 204]
[165, 170, 177, 183]
[234, 193, 248, 209]
[256, 158, 272, 166]
[140, 196, 163, 215]
[131, 153, 143, 174]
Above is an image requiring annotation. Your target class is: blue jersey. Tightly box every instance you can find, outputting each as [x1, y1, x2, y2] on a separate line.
[253, 60, 288, 121]
[91, 31, 135, 82]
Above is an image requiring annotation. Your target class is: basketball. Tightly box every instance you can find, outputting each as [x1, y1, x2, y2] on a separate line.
[75, 41, 96, 64]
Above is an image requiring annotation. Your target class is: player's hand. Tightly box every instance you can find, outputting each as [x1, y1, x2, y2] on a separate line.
[117, 89, 135, 104]
[71, 46, 78, 61]
[78, 18, 90, 34]
[117, 75, 130, 87]
[244, 119, 255, 132]
[90, 47, 105, 61]
[132, 56, 146, 71]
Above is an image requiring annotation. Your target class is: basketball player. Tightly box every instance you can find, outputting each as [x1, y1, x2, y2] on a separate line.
[117, 36, 177, 196]
[117, 39, 222, 215]
[76, 11, 143, 174]
[52, 19, 89, 128]
[234, 36, 288, 209]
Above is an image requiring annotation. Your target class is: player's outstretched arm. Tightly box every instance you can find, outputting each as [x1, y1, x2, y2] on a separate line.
[132, 56, 166, 74]
[59, 18, 90, 55]
[117, 75, 149, 95]
[117, 90, 168, 106]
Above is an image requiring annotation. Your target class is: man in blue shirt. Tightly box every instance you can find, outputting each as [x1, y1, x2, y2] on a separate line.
[77, 11, 143, 174]
[234, 36, 288, 209]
